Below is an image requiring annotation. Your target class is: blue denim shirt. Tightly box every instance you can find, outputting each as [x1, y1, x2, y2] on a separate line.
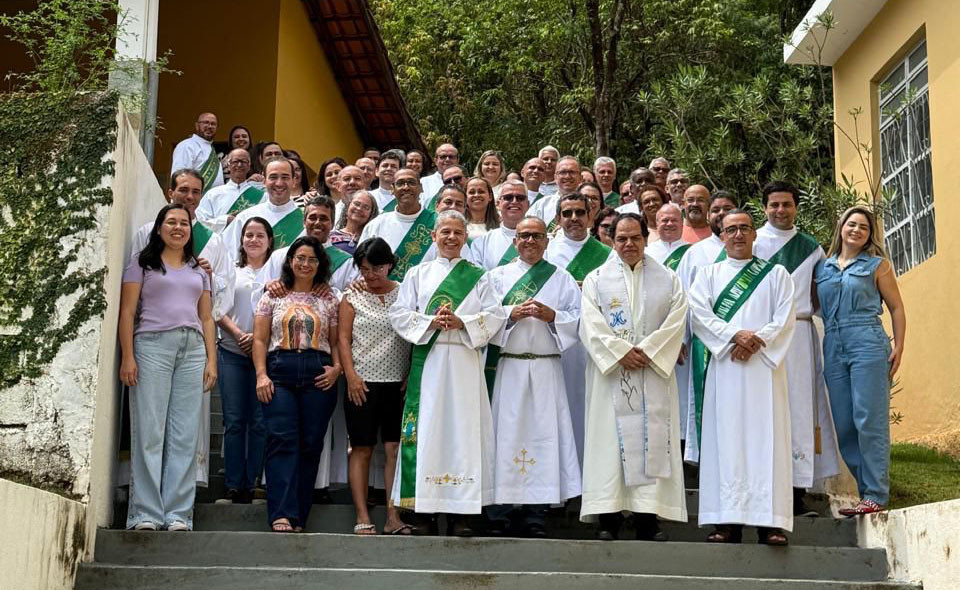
[814, 253, 884, 330]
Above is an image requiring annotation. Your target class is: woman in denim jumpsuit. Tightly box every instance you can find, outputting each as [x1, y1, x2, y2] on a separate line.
[814, 206, 906, 516]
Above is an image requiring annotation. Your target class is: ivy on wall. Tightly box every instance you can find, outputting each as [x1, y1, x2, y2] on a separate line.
[0, 91, 118, 387]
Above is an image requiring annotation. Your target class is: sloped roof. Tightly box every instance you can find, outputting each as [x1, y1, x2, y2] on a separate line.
[301, 0, 427, 154]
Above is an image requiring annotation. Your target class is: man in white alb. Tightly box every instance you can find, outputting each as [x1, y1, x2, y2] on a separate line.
[470, 180, 530, 270]
[537, 146, 560, 197]
[370, 150, 405, 211]
[530, 156, 581, 232]
[753, 181, 841, 516]
[689, 210, 796, 546]
[419, 143, 459, 205]
[522, 158, 546, 205]
[196, 148, 265, 233]
[171, 112, 223, 193]
[580, 212, 688, 541]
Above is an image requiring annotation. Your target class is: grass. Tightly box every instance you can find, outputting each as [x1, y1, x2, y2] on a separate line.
[887, 443, 960, 509]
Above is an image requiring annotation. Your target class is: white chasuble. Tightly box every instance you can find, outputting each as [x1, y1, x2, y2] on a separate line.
[754, 224, 841, 488]
[579, 255, 688, 522]
[389, 258, 506, 513]
[675, 233, 726, 458]
[487, 260, 582, 505]
[689, 258, 796, 530]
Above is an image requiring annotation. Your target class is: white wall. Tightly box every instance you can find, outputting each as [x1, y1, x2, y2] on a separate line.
[859, 498, 960, 589]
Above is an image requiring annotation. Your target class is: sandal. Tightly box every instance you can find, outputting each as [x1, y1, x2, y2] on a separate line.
[384, 523, 414, 535]
[839, 499, 885, 517]
[706, 525, 742, 543]
[354, 523, 377, 535]
[272, 519, 294, 533]
[760, 529, 789, 546]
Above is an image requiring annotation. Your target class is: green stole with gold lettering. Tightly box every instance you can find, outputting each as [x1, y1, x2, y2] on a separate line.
[483, 258, 557, 394]
[389, 208, 437, 281]
[691, 256, 774, 448]
[397, 260, 485, 509]
[226, 185, 265, 216]
[198, 147, 220, 194]
[663, 243, 693, 271]
[271, 207, 305, 249]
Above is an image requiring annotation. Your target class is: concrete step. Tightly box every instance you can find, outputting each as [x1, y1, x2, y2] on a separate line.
[74, 564, 919, 590]
[191, 502, 859, 547]
[91, 530, 889, 581]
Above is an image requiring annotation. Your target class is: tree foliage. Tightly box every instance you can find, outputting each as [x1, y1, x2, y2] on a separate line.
[371, 0, 873, 244]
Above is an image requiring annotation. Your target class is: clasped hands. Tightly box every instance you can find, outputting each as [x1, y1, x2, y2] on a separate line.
[430, 304, 464, 331]
[509, 298, 556, 323]
[730, 330, 766, 362]
[618, 346, 652, 371]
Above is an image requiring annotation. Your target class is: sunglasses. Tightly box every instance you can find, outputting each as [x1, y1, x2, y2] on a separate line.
[560, 208, 588, 218]
[500, 194, 528, 203]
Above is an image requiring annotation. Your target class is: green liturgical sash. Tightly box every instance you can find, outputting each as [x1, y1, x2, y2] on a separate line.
[424, 189, 443, 212]
[483, 259, 558, 394]
[529, 192, 544, 206]
[325, 245, 352, 273]
[192, 221, 213, 257]
[383, 198, 397, 212]
[226, 185, 264, 216]
[271, 208, 305, 249]
[199, 147, 220, 194]
[692, 256, 775, 447]
[546, 218, 558, 234]
[766, 231, 819, 274]
[497, 243, 518, 267]
[398, 260, 485, 509]
[663, 243, 692, 271]
[604, 191, 621, 207]
[389, 209, 437, 281]
[566, 237, 611, 282]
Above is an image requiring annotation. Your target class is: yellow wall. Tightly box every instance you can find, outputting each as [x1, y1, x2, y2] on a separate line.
[275, 0, 363, 173]
[832, 0, 960, 441]
[154, 0, 362, 183]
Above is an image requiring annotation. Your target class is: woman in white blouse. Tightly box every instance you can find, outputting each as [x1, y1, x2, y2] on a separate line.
[338, 237, 412, 535]
[216, 217, 273, 504]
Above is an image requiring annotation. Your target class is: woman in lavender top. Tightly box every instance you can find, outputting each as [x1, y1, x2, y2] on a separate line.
[119, 203, 218, 531]
[215, 217, 274, 504]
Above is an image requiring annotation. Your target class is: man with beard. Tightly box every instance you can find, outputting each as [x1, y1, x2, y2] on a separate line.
[665, 169, 690, 206]
[682, 185, 714, 243]
[172, 112, 223, 193]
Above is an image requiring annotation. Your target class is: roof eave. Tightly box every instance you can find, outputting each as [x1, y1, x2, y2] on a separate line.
[783, 0, 888, 66]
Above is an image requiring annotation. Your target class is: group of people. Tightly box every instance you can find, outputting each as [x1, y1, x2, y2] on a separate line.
[117, 111, 906, 545]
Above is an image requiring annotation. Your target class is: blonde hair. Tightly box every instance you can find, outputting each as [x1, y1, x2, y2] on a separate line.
[474, 150, 507, 186]
[827, 205, 887, 258]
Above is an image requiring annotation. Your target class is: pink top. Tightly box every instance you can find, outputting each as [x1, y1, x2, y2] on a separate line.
[682, 224, 713, 243]
[255, 291, 339, 353]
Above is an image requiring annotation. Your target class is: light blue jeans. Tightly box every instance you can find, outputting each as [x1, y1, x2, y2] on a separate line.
[822, 322, 891, 505]
[126, 327, 207, 529]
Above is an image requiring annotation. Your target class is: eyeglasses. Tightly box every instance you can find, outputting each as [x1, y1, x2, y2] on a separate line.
[437, 154, 457, 160]
[651, 166, 670, 173]
[500, 193, 528, 203]
[555, 170, 578, 177]
[359, 263, 390, 274]
[516, 232, 546, 241]
[229, 160, 250, 166]
[560, 208, 588, 218]
[667, 178, 689, 186]
[293, 255, 320, 266]
[444, 175, 464, 184]
[394, 179, 418, 187]
[599, 223, 613, 230]
[721, 224, 755, 236]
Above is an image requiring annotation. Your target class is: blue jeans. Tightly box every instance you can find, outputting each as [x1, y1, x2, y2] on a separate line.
[218, 346, 266, 492]
[822, 323, 891, 505]
[262, 350, 338, 527]
[126, 328, 206, 529]
[486, 504, 548, 527]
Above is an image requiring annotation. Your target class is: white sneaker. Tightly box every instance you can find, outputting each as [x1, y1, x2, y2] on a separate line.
[133, 522, 157, 531]
[166, 521, 190, 532]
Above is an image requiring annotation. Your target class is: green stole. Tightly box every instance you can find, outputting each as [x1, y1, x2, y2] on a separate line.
[383, 198, 397, 212]
[497, 242, 518, 267]
[566, 237, 612, 282]
[529, 192, 544, 206]
[483, 259, 558, 393]
[325, 245, 352, 273]
[226, 185, 265, 216]
[424, 189, 442, 212]
[663, 243, 693, 271]
[398, 260, 485, 509]
[766, 231, 819, 273]
[604, 191, 621, 207]
[691, 256, 775, 447]
[547, 218, 558, 234]
[389, 208, 437, 281]
[199, 147, 220, 194]
[271, 207, 305, 249]
[192, 220, 213, 256]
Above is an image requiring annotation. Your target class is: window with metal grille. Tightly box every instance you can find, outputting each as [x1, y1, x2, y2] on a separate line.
[879, 39, 934, 274]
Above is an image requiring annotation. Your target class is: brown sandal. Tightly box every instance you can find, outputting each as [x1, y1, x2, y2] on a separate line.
[706, 525, 742, 543]
[272, 519, 294, 533]
[761, 529, 789, 546]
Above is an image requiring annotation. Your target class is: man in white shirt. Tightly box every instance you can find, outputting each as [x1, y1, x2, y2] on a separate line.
[370, 150, 405, 211]
[522, 158, 546, 205]
[196, 148, 265, 233]
[594, 157, 620, 207]
[223, 158, 305, 260]
[171, 112, 223, 193]
[420, 143, 459, 202]
[471, 180, 530, 270]
[537, 146, 560, 196]
[615, 168, 657, 216]
[355, 157, 377, 189]
[530, 156, 581, 232]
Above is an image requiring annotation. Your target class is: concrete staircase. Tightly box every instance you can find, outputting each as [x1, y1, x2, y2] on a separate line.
[76, 489, 917, 589]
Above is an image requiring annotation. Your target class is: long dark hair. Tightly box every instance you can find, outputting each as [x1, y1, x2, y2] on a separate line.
[138, 203, 198, 273]
[237, 216, 275, 268]
[286, 153, 311, 194]
[227, 125, 253, 154]
[280, 236, 330, 289]
[316, 157, 347, 195]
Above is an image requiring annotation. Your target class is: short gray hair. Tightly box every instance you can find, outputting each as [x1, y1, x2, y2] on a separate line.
[499, 179, 526, 192]
[594, 156, 616, 169]
[434, 209, 467, 229]
[539, 145, 559, 158]
[667, 167, 688, 178]
[656, 202, 683, 220]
